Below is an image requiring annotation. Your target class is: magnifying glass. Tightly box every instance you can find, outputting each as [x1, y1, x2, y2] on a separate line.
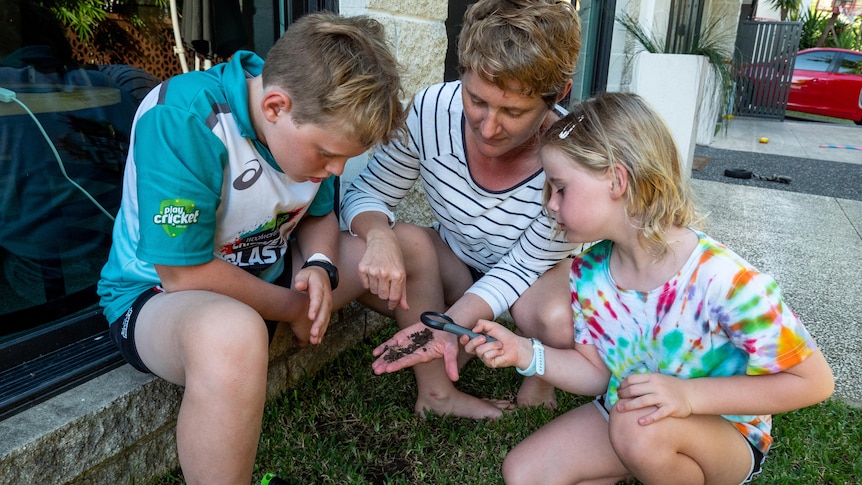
[420, 311, 497, 343]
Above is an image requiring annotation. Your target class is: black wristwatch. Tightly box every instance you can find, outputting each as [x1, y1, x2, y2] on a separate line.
[301, 253, 339, 290]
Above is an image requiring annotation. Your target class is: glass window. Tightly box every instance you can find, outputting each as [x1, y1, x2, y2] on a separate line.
[794, 51, 835, 72]
[836, 53, 862, 75]
[1, 0, 335, 419]
[665, 0, 706, 54]
[0, 0, 166, 419]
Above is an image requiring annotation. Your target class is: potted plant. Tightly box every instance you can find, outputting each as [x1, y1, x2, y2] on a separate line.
[617, 12, 736, 169]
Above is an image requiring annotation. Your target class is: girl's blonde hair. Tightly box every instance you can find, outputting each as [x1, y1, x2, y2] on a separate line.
[541, 92, 701, 257]
[458, 0, 581, 108]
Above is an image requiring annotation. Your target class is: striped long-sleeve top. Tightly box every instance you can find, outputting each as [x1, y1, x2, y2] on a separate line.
[340, 81, 579, 318]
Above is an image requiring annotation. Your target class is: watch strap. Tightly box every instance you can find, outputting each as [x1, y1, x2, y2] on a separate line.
[516, 338, 545, 376]
[301, 259, 339, 290]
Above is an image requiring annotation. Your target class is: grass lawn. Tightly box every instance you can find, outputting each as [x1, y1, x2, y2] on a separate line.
[153, 320, 861, 485]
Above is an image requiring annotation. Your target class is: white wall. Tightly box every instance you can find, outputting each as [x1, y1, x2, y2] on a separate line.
[610, 0, 742, 87]
[340, 0, 448, 100]
[339, 0, 449, 192]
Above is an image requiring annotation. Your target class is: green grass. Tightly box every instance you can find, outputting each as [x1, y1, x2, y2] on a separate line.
[151, 321, 861, 485]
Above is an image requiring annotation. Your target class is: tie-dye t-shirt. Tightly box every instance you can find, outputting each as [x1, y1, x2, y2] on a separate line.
[571, 230, 817, 454]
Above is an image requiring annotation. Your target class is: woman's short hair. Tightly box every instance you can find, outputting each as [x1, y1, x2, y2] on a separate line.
[458, 0, 581, 107]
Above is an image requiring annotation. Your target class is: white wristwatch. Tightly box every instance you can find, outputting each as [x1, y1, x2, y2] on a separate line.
[516, 338, 545, 376]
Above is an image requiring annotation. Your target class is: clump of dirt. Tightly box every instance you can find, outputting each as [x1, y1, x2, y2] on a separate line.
[381, 328, 433, 363]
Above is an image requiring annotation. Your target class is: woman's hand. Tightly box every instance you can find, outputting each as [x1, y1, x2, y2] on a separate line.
[371, 321, 460, 379]
[359, 227, 409, 312]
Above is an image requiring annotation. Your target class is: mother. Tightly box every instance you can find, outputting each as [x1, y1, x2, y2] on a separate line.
[334, 0, 583, 419]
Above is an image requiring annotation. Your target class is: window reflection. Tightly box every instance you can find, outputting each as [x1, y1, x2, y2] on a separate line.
[0, 0, 156, 337]
[837, 53, 862, 75]
[794, 51, 834, 72]
[0, 0, 327, 418]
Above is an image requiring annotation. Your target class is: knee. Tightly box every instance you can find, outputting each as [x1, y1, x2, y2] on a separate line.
[513, 300, 574, 344]
[501, 453, 526, 485]
[536, 302, 574, 331]
[186, 302, 269, 389]
[393, 224, 437, 267]
[608, 406, 665, 469]
[502, 445, 539, 485]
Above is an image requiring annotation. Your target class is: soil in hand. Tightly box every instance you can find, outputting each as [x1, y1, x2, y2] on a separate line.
[382, 328, 433, 363]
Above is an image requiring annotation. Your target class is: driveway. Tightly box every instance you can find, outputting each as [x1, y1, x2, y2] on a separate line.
[692, 116, 862, 407]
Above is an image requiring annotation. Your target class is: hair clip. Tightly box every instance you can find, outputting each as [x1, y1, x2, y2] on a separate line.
[558, 114, 584, 139]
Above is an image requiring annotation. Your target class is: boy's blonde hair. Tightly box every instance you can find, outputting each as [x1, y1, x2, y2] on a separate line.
[541, 92, 701, 257]
[262, 12, 407, 148]
[458, 0, 581, 107]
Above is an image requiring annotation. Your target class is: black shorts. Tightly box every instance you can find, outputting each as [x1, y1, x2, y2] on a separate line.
[467, 265, 485, 283]
[108, 286, 163, 374]
[744, 442, 765, 484]
[108, 257, 294, 374]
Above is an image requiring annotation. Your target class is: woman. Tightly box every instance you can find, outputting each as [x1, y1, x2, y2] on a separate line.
[334, 0, 583, 419]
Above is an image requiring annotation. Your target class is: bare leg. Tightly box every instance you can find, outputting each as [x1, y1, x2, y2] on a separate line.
[505, 398, 755, 485]
[337, 224, 510, 419]
[608, 403, 754, 485]
[134, 291, 270, 485]
[407, 226, 513, 418]
[509, 257, 573, 408]
[503, 403, 631, 485]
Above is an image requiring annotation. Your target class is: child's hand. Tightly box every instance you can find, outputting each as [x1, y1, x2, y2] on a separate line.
[462, 319, 532, 371]
[615, 373, 693, 425]
[371, 322, 461, 380]
[294, 267, 333, 345]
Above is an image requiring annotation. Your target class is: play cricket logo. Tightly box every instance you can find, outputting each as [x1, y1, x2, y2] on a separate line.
[154, 199, 201, 237]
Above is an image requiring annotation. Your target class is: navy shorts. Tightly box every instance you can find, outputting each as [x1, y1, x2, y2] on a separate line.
[108, 258, 294, 374]
[108, 287, 163, 374]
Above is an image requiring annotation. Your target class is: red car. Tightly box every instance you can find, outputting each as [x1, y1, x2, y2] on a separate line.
[787, 47, 862, 124]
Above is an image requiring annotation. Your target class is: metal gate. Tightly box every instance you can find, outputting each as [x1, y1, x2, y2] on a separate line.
[733, 21, 803, 119]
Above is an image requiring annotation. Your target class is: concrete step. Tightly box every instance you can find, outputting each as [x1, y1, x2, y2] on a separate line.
[0, 302, 390, 484]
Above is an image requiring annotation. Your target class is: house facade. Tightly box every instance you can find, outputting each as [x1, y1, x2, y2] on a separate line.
[1, 0, 760, 481]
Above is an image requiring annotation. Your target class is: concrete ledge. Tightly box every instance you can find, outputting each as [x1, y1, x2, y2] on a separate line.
[0, 302, 390, 484]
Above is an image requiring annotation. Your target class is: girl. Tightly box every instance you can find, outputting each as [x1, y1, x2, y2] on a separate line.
[464, 92, 834, 485]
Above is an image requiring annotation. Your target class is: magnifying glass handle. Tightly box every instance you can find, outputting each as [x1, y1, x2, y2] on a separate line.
[442, 323, 497, 343]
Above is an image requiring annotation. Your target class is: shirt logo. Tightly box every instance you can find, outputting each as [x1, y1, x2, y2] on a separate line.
[154, 199, 201, 237]
[233, 159, 263, 190]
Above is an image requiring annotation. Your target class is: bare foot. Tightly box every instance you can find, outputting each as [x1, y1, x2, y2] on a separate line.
[516, 376, 557, 409]
[287, 319, 313, 347]
[415, 389, 512, 419]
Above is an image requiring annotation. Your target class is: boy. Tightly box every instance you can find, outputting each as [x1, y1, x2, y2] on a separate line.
[97, 12, 406, 483]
